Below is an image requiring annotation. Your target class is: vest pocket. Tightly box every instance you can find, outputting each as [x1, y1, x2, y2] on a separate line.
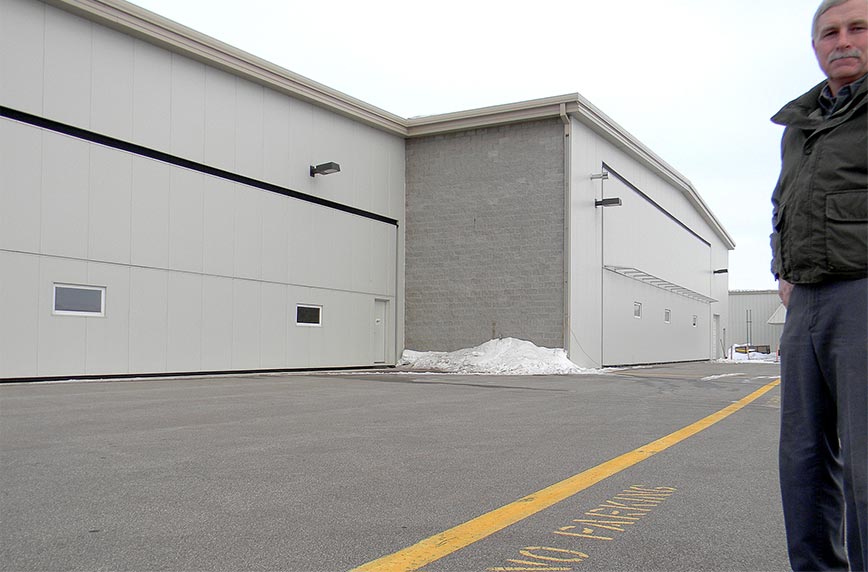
[826, 189, 868, 273]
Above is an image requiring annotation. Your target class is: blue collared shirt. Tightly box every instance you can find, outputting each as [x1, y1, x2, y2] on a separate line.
[818, 74, 867, 116]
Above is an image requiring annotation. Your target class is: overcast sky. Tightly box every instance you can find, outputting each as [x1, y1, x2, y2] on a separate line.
[128, 0, 827, 291]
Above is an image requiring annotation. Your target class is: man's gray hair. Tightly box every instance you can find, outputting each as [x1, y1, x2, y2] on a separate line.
[813, 0, 868, 39]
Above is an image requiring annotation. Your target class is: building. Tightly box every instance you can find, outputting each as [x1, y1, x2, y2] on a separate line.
[0, 0, 405, 379]
[728, 290, 785, 355]
[0, 0, 734, 380]
[405, 99, 734, 366]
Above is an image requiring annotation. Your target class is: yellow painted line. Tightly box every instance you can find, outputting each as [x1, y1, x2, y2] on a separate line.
[351, 378, 781, 572]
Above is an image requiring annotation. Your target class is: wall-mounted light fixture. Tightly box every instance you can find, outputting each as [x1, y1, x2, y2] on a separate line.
[591, 171, 619, 206]
[713, 269, 729, 274]
[310, 161, 341, 177]
[595, 197, 622, 207]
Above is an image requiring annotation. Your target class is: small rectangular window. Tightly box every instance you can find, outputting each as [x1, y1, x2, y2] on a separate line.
[53, 284, 105, 317]
[633, 302, 642, 319]
[664, 309, 671, 323]
[296, 304, 322, 326]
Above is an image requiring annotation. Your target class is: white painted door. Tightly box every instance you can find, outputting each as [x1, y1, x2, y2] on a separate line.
[713, 314, 721, 359]
[374, 300, 387, 364]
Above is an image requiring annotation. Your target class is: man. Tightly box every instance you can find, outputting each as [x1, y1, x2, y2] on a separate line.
[770, 0, 868, 570]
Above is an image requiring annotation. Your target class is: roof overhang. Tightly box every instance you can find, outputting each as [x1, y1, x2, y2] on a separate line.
[44, 0, 409, 136]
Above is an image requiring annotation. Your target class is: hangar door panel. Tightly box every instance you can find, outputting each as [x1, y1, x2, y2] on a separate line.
[602, 176, 710, 296]
[600, 172, 712, 365]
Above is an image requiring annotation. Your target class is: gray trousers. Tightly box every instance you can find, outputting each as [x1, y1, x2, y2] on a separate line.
[779, 278, 867, 572]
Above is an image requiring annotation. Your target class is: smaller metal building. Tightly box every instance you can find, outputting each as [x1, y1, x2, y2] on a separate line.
[727, 290, 785, 354]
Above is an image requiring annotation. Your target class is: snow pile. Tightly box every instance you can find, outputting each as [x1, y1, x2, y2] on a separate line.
[725, 344, 779, 363]
[399, 337, 595, 375]
[727, 352, 779, 363]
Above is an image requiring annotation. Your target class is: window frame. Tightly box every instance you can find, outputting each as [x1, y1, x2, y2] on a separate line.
[633, 302, 642, 319]
[664, 309, 671, 324]
[296, 304, 323, 327]
[52, 283, 106, 317]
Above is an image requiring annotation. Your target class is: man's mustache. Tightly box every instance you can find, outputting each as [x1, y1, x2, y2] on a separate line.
[829, 49, 861, 63]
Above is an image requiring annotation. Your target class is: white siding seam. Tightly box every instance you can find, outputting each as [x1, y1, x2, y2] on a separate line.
[126, 124, 134, 374]
[83, 13, 94, 372]
[199, 170, 205, 371]
[0, 248, 394, 298]
[257, 280, 263, 368]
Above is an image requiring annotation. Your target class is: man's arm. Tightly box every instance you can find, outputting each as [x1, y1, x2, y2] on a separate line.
[778, 278, 794, 308]
[770, 131, 787, 286]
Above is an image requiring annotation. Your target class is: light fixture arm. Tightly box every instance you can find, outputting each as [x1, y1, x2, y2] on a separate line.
[591, 171, 619, 206]
[310, 161, 341, 177]
[595, 197, 622, 207]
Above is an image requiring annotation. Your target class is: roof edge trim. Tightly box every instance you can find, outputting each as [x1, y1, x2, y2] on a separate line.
[570, 94, 736, 249]
[45, 0, 409, 136]
[405, 93, 580, 136]
[408, 94, 735, 249]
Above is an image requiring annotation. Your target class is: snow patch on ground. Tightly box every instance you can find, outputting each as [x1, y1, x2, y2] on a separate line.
[701, 373, 745, 381]
[716, 354, 780, 364]
[399, 337, 599, 375]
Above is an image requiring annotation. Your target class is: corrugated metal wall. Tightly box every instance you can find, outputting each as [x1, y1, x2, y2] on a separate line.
[727, 291, 784, 354]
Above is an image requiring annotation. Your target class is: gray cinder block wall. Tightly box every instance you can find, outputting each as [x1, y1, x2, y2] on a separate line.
[405, 118, 565, 352]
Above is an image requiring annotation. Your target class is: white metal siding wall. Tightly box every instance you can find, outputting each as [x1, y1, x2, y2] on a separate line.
[600, 173, 712, 364]
[0, 0, 403, 378]
[568, 118, 728, 366]
[602, 273, 708, 364]
[709, 235, 731, 358]
[603, 174, 710, 294]
[0, 125, 399, 377]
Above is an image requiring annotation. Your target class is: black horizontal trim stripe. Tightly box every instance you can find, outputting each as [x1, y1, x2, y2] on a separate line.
[603, 162, 710, 247]
[1, 106, 399, 227]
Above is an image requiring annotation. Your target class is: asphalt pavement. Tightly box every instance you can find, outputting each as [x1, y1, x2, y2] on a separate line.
[0, 361, 787, 572]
